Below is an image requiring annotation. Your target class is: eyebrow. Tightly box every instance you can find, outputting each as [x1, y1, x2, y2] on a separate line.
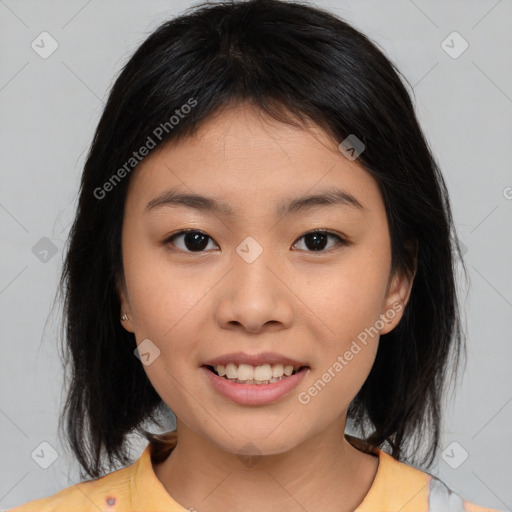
[144, 187, 365, 217]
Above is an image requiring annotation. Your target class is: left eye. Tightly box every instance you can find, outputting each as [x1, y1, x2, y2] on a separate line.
[164, 229, 346, 253]
[293, 230, 347, 252]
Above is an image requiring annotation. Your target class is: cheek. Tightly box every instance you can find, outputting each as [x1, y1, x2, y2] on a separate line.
[301, 244, 389, 403]
[125, 261, 205, 412]
[298, 344, 377, 432]
[123, 243, 209, 337]
[313, 248, 390, 338]
[123, 248, 212, 390]
[299, 287, 381, 419]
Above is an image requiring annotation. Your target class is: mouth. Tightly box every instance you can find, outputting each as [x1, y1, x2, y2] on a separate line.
[201, 363, 310, 405]
[203, 364, 310, 385]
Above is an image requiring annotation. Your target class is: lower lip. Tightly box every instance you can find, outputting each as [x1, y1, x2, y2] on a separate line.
[201, 366, 309, 406]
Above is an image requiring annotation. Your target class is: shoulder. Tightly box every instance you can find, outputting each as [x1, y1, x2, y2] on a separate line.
[5, 462, 136, 512]
[5, 437, 179, 512]
[427, 476, 504, 512]
[367, 449, 504, 512]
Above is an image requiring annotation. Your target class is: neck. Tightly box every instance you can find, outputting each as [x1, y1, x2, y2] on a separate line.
[152, 418, 379, 512]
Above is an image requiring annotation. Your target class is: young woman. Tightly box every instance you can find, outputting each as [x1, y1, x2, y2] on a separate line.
[9, 0, 503, 511]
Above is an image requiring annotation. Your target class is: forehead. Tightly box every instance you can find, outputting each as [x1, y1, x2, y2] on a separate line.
[125, 104, 382, 219]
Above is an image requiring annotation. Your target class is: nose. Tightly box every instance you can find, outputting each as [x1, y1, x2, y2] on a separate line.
[215, 246, 294, 334]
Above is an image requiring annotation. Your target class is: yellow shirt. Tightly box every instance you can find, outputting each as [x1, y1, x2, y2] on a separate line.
[7, 436, 502, 512]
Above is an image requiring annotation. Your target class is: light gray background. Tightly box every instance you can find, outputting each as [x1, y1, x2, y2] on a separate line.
[1, 0, 511, 509]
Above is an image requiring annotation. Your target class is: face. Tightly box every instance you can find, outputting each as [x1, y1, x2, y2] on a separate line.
[118, 103, 414, 456]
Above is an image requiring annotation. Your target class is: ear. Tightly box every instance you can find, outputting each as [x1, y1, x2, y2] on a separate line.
[379, 240, 418, 336]
[116, 273, 135, 333]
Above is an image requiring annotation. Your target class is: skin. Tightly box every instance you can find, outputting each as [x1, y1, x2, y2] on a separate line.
[118, 102, 416, 512]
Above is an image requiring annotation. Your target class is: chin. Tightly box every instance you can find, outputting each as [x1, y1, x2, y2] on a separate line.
[204, 426, 304, 458]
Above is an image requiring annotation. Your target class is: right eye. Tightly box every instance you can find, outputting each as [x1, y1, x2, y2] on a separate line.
[163, 229, 219, 253]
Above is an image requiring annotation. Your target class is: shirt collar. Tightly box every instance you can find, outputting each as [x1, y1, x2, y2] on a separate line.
[129, 434, 429, 511]
[130, 441, 187, 511]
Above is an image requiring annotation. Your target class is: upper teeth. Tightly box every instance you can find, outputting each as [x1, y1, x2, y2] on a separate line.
[214, 363, 300, 381]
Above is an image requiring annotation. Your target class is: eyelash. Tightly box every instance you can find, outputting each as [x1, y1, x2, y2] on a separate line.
[163, 228, 348, 254]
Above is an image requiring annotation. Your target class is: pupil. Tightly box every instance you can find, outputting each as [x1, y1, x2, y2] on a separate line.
[184, 232, 208, 251]
[305, 232, 327, 251]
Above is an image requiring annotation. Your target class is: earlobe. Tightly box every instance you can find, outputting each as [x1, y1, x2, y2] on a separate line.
[120, 310, 135, 332]
[116, 275, 135, 333]
[380, 243, 418, 336]
[379, 273, 410, 336]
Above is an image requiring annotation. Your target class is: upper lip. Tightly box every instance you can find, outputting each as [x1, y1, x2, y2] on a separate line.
[202, 352, 309, 368]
